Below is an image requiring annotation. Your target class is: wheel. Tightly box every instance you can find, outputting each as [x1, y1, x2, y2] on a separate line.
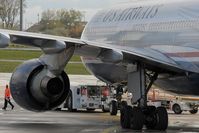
[110, 100, 118, 115]
[154, 107, 168, 131]
[144, 106, 157, 129]
[144, 106, 168, 131]
[102, 105, 109, 112]
[173, 104, 182, 114]
[67, 91, 77, 112]
[120, 105, 132, 129]
[189, 109, 198, 114]
[86, 108, 95, 111]
[130, 107, 144, 130]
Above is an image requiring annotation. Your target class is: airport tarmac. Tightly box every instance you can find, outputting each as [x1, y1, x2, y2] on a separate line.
[0, 73, 198, 133]
[0, 109, 199, 133]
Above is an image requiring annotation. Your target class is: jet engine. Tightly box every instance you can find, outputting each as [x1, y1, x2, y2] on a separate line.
[10, 59, 70, 112]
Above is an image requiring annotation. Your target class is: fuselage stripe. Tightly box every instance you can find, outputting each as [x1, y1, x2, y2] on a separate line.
[166, 52, 199, 57]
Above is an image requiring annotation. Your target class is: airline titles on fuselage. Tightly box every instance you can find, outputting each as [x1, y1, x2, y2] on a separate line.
[102, 5, 163, 23]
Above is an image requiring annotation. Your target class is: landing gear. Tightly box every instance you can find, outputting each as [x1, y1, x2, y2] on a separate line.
[120, 64, 168, 131]
[121, 105, 168, 130]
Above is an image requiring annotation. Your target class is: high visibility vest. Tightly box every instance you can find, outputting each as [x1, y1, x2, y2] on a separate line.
[5, 88, 11, 98]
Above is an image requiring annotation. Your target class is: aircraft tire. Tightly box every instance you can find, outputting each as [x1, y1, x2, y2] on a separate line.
[130, 107, 144, 130]
[144, 106, 157, 130]
[154, 107, 168, 131]
[120, 105, 132, 129]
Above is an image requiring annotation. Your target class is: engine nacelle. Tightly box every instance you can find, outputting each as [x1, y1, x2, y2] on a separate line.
[10, 59, 70, 112]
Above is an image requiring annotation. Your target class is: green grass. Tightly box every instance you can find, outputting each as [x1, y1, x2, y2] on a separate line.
[70, 55, 82, 62]
[0, 50, 87, 74]
[0, 50, 42, 60]
[0, 50, 82, 62]
[65, 63, 90, 75]
[0, 61, 90, 75]
[0, 61, 21, 73]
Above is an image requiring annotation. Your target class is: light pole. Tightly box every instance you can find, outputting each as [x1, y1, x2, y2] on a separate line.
[37, 13, 40, 24]
[20, 0, 23, 31]
[0, 6, 3, 28]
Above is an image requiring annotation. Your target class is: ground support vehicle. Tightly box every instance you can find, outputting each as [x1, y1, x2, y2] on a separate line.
[148, 98, 199, 114]
[171, 97, 199, 114]
[56, 85, 115, 112]
[64, 85, 103, 111]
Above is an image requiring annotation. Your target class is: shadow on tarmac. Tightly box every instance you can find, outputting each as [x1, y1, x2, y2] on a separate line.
[55, 109, 105, 114]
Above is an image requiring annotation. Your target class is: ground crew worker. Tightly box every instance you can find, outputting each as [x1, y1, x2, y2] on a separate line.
[2, 85, 14, 110]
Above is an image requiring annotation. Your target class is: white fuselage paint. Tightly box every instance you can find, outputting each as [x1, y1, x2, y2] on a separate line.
[80, 0, 199, 95]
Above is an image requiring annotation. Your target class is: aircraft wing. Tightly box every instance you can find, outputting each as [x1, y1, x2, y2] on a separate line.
[0, 29, 198, 73]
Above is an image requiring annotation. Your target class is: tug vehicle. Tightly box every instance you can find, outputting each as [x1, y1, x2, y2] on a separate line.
[57, 85, 114, 112]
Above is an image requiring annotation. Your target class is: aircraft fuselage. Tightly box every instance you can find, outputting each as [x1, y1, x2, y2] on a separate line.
[81, 0, 199, 95]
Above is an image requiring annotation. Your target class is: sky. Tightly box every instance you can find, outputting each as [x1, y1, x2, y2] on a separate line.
[24, 0, 130, 29]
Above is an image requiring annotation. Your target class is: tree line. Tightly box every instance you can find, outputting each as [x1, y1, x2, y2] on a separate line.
[33, 9, 86, 38]
[0, 0, 86, 38]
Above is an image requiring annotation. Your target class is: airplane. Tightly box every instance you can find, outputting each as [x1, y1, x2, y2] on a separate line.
[0, 0, 199, 131]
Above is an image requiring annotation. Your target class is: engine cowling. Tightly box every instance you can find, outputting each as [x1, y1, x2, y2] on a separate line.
[10, 59, 70, 112]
